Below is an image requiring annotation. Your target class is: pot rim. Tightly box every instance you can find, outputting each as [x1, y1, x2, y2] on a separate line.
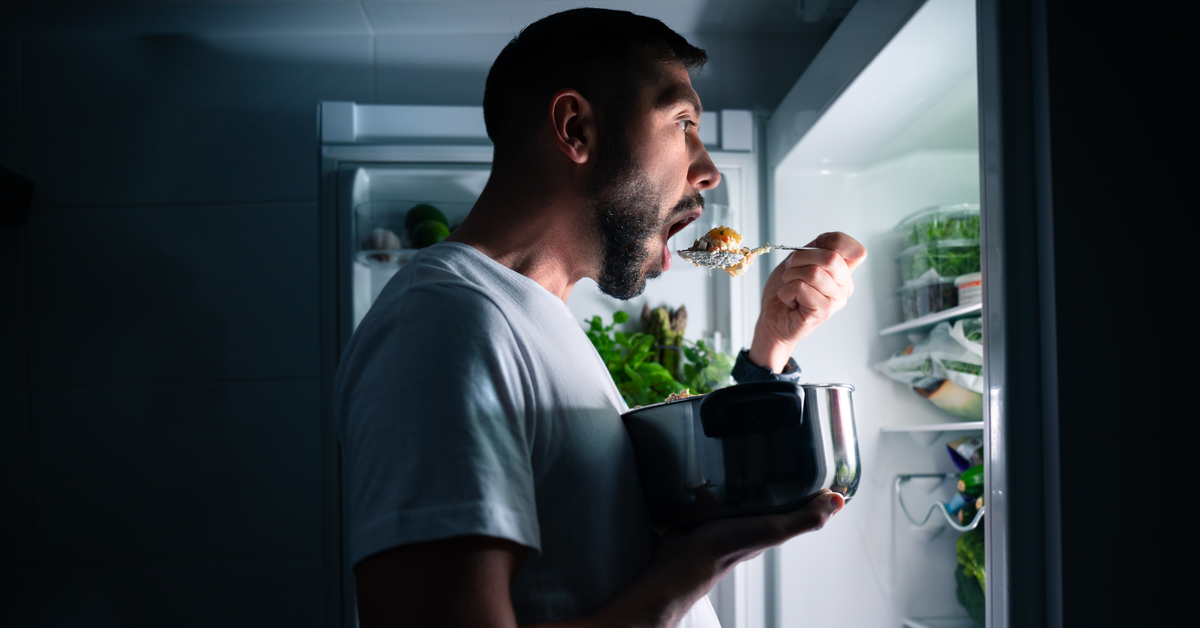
[801, 383, 856, 392]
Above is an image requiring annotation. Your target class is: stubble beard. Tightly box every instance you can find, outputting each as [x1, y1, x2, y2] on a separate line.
[587, 128, 703, 301]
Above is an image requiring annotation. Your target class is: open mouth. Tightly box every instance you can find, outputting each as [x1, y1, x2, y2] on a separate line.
[666, 212, 700, 240]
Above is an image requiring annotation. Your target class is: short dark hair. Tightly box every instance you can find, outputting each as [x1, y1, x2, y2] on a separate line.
[483, 9, 707, 161]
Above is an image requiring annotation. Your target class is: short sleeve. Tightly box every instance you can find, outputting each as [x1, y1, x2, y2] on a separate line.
[335, 282, 540, 567]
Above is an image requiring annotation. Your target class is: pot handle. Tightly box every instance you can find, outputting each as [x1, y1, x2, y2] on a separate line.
[699, 381, 805, 439]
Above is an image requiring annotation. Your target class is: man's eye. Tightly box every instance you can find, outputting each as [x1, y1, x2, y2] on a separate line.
[678, 120, 693, 133]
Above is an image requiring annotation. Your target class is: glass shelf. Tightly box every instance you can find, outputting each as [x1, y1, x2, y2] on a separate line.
[882, 422, 983, 446]
[879, 302, 982, 337]
[902, 618, 979, 628]
[356, 248, 420, 268]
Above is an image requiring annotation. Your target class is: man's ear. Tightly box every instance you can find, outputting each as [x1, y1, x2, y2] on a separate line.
[549, 89, 594, 165]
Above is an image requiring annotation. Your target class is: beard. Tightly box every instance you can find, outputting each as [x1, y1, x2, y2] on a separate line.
[587, 129, 704, 300]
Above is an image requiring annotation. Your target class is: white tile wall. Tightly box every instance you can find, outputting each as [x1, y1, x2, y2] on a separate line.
[20, 35, 372, 208]
[0, 563, 35, 628]
[28, 203, 320, 384]
[0, 31, 19, 172]
[31, 380, 321, 562]
[35, 557, 322, 628]
[374, 33, 511, 105]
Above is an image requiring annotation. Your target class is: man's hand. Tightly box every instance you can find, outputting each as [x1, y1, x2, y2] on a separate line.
[354, 493, 844, 628]
[749, 232, 867, 373]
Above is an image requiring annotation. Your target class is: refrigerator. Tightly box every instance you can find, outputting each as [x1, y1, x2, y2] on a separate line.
[318, 1, 1039, 626]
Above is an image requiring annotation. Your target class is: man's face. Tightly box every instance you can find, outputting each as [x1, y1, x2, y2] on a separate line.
[587, 62, 721, 300]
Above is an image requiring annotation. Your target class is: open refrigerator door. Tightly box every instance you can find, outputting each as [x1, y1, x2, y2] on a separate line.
[763, 0, 995, 626]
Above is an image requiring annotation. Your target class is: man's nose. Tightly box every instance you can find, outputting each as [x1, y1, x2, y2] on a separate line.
[689, 148, 721, 191]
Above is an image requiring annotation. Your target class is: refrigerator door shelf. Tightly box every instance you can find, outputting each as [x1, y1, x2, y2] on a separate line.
[879, 303, 982, 337]
[902, 618, 980, 628]
[881, 421, 984, 446]
[355, 248, 420, 269]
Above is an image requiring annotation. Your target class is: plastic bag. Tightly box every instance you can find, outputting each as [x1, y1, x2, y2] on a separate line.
[876, 317, 983, 419]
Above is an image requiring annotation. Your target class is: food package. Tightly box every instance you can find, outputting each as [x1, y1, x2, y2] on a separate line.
[875, 317, 983, 419]
[947, 436, 984, 471]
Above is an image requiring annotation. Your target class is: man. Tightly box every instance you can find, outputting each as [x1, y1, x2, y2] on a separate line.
[335, 9, 867, 628]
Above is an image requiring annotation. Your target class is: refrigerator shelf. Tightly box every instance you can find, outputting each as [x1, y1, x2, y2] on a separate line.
[355, 248, 420, 269]
[902, 618, 980, 628]
[882, 422, 983, 446]
[879, 302, 982, 337]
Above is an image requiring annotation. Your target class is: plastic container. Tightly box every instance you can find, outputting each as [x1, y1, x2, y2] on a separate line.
[898, 239, 981, 282]
[899, 278, 959, 321]
[896, 203, 981, 248]
[955, 272, 983, 306]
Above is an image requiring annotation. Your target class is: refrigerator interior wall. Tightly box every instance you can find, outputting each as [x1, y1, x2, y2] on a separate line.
[767, 0, 981, 625]
[344, 163, 491, 329]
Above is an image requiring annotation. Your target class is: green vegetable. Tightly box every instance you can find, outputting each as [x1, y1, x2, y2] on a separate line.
[960, 318, 983, 342]
[901, 241, 981, 281]
[411, 220, 450, 248]
[641, 305, 686, 380]
[584, 310, 734, 407]
[957, 523, 986, 590]
[405, 203, 447, 232]
[907, 212, 980, 247]
[958, 464, 984, 497]
[943, 360, 982, 375]
[955, 563, 986, 627]
[681, 340, 734, 396]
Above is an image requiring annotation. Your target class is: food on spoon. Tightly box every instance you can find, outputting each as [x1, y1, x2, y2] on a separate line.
[685, 226, 758, 277]
[691, 226, 744, 253]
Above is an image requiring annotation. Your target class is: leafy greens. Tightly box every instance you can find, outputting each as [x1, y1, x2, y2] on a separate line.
[585, 311, 734, 407]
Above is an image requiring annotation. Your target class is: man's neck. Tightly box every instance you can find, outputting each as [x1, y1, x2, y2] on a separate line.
[444, 174, 597, 304]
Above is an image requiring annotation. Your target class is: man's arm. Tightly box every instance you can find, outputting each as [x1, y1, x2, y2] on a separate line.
[355, 491, 843, 628]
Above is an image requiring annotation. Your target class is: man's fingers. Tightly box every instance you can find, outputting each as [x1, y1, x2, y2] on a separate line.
[803, 232, 868, 272]
[777, 278, 837, 315]
[785, 249, 853, 289]
[777, 491, 844, 537]
[780, 261, 846, 300]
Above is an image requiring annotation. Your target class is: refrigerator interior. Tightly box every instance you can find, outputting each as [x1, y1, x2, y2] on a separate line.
[345, 163, 491, 329]
[765, 0, 985, 626]
[340, 144, 760, 360]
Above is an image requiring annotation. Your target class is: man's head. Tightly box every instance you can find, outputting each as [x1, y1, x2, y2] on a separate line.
[483, 9, 720, 299]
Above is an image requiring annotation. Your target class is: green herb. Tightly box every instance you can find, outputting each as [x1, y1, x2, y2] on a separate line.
[901, 242, 982, 281]
[681, 340, 734, 396]
[585, 311, 734, 407]
[907, 212, 980, 247]
[960, 318, 983, 342]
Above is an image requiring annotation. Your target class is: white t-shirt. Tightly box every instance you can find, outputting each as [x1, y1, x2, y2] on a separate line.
[336, 242, 718, 626]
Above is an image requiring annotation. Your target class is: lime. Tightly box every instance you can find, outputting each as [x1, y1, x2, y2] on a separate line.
[405, 203, 447, 233]
[411, 220, 450, 248]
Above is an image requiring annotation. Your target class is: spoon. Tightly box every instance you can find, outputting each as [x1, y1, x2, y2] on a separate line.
[676, 244, 822, 269]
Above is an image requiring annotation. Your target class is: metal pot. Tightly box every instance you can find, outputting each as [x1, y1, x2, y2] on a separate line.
[621, 381, 860, 526]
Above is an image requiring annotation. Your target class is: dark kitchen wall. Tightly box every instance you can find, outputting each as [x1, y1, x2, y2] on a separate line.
[0, 15, 373, 628]
[0, 2, 853, 626]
